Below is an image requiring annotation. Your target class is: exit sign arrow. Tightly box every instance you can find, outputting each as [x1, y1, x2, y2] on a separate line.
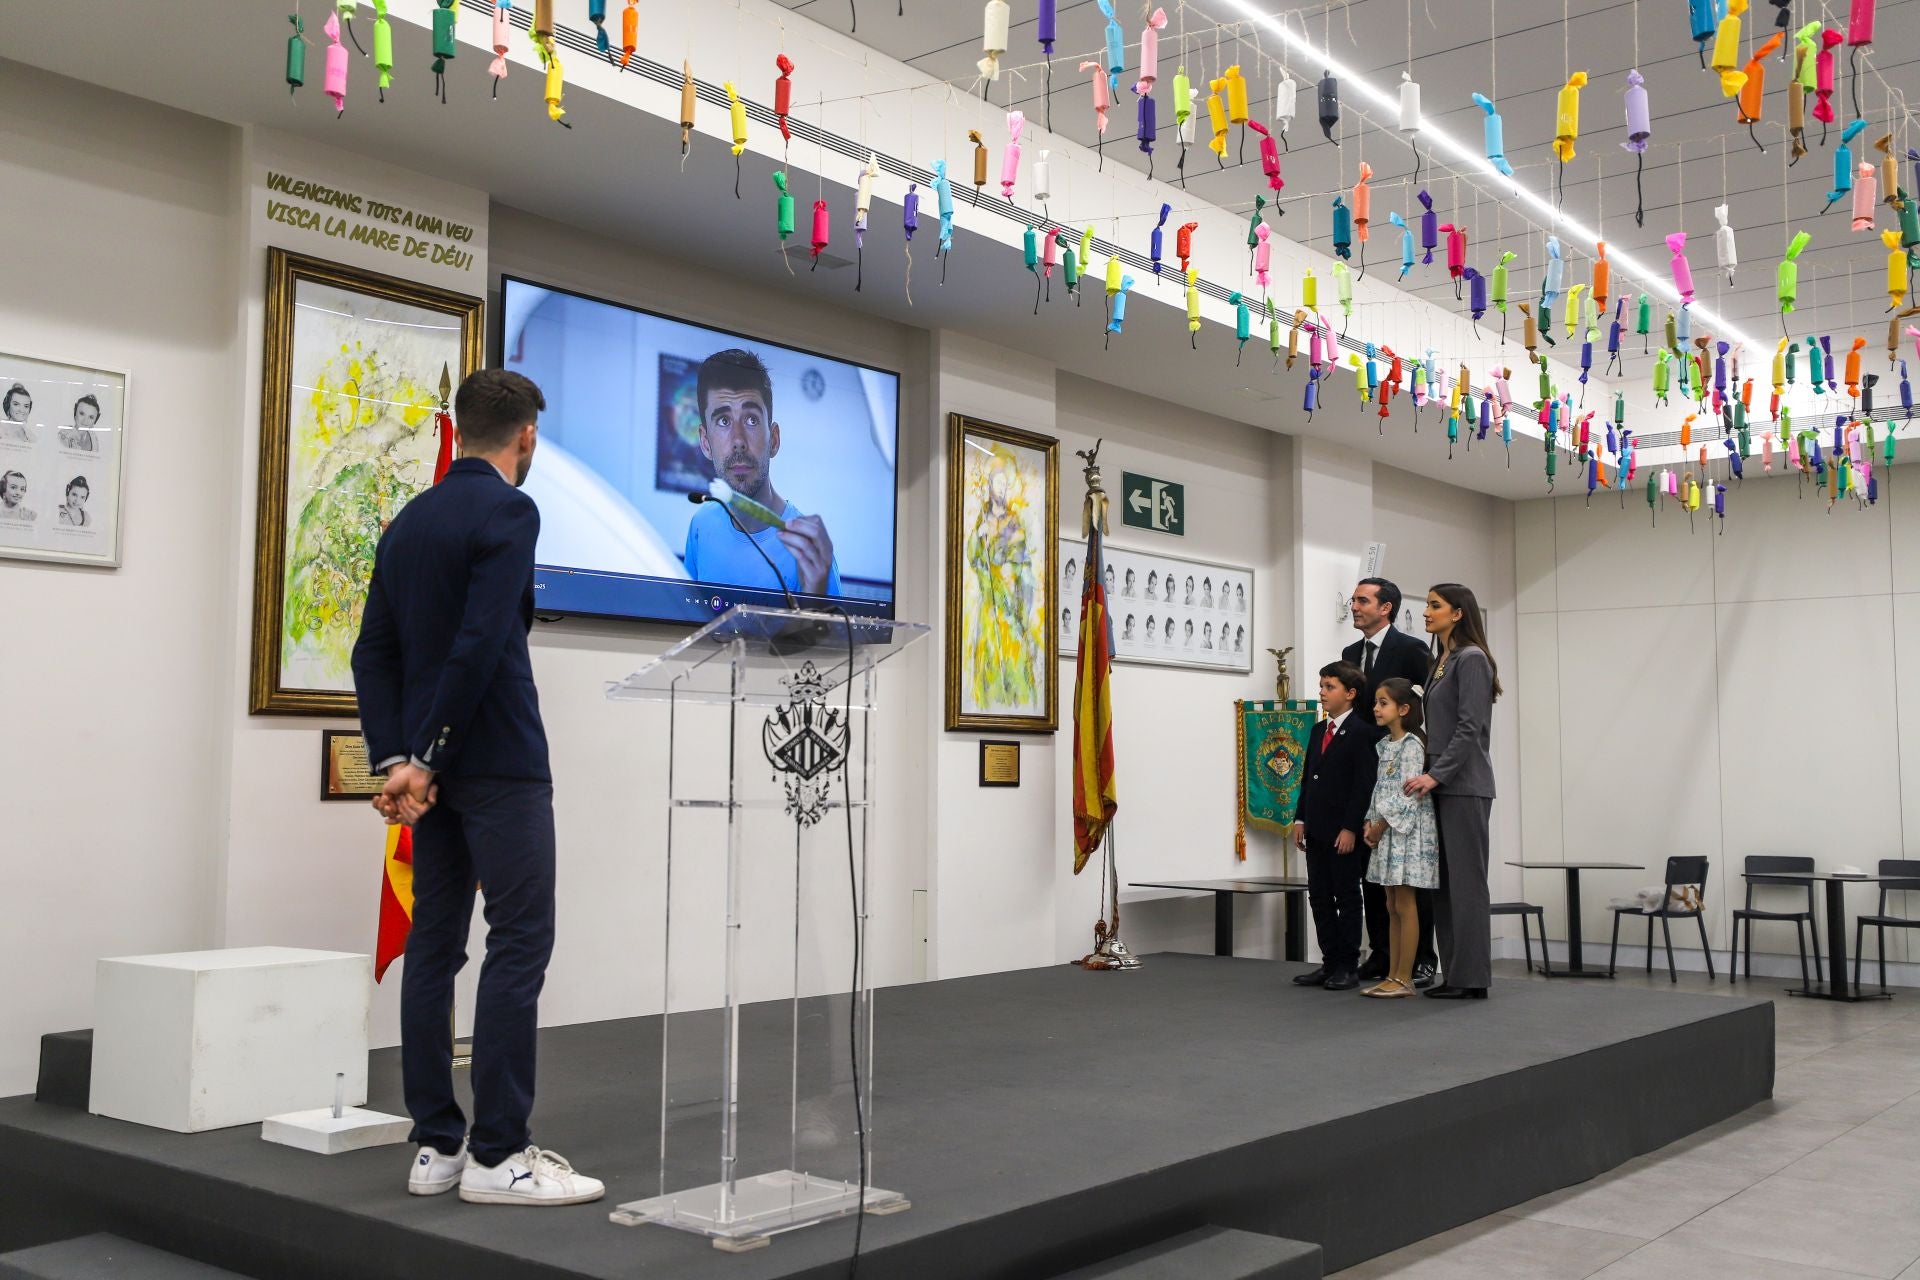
[1120, 471, 1184, 536]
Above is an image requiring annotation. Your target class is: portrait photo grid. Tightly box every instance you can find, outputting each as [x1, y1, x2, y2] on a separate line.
[1059, 539, 1254, 673]
[0, 352, 124, 566]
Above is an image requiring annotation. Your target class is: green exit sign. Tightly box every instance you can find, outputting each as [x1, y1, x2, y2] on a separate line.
[1121, 472, 1183, 535]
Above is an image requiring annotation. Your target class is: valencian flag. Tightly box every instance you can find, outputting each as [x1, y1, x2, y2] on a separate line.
[1070, 524, 1119, 873]
[372, 365, 457, 983]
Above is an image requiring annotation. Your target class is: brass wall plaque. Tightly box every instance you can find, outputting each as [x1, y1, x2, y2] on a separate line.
[979, 740, 1022, 788]
[321, 729, 383, 802]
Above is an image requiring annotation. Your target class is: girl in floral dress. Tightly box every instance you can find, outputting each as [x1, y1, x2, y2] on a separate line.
[1360, 677, 1441, 998]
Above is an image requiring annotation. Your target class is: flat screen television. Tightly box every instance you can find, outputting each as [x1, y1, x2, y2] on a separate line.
[497, 275, 901, 624]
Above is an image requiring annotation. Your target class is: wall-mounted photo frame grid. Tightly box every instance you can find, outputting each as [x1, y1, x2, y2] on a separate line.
[1059, 539, 1254, 674]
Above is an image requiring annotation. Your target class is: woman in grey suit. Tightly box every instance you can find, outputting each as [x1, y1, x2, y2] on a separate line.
[1403, 583, 1500, 1000]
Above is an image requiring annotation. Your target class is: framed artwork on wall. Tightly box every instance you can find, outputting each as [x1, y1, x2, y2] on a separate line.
[0, 351, 128, 568]
[249, 248, 484, 716]
[1059, 540, 1256, 674]
[944, 413, 1059, 734]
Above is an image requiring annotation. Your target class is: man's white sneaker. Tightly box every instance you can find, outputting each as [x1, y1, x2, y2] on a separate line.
[458, 1146, 605, 1206]
[408, 1141, 468, 1196]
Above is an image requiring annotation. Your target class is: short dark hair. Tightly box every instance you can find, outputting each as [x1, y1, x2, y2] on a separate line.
[73, 394, 100, 420]
[3, 383, 29, 414]
[1319, 660, 1364, 694]
[454, 369, 545, 451]
[66, 475, 88, 497]
[1357, 577, 1401, 620]
[696, 348, 774, 421]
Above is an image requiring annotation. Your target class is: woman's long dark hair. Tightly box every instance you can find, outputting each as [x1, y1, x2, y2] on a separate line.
[1428, 582, 1503, 701]
[1375, 677, 1427, 748]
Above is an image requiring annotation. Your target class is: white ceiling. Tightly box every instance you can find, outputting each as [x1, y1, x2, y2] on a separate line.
[783, 0, 1920, 350]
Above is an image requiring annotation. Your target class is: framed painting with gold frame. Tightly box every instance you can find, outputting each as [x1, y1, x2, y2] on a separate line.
[943, 413, 1059, 734]
[249, 248, 484, 716]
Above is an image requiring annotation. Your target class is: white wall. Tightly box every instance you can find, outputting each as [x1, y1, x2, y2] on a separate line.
[1516, 470, 1918, 976]
[0, 66, 242, 1094]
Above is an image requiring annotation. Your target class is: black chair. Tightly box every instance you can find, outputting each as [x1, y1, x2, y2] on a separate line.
[1609, 856, 1715, 983]
[1728, 855, 1822, 986]
[1853, 859, 1920, 994]
[1490, 901, 1552, 974]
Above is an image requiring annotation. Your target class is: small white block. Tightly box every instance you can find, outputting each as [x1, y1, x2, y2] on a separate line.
[261, 1107, 413, 1155]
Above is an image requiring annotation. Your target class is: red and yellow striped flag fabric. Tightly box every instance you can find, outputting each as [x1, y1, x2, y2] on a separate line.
[374, 823, 415, 983]
[1071, 526, 1119, 873]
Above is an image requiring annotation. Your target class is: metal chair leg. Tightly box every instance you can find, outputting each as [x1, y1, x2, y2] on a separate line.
[1794, 918, 1809, 989]
[1647, 915, 1657, 974]
[1662, 916, 1678, 982]
[1744, 916, 1754, 983]
[1609, 911, 1624, 976]
[1878, 925, 1888, 992]
[1520, 911, 1534, 973]
[1853, 918, 1865, 992]
[1726, 916, 1741, 982]
[1808, 909, 1823, 983]
[1536, 909, 1553, 975]
[1696, 913, 1714, 980]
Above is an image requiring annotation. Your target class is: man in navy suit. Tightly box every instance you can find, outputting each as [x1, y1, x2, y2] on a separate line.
[1291, 661, 1378, 991]
[351, 369, 602, 1208]
[1345, 577, 1439, 986]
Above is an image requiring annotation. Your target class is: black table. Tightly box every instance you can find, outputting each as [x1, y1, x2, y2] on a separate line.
[1744, 870, 1901, 1003]
[1129, 878, 1310, 961]
[1506, 861, 1646, 978]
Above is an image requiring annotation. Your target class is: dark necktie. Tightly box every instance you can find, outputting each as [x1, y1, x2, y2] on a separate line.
[1363, 639, 1375, 680]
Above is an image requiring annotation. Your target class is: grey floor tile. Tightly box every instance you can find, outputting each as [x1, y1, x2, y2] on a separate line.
[1328, 1215, 1643, 1279]
[1506, 1152, 1760, 1239]
[1779, 1123, 1920, 1186]
[1588, 1238, 1881, 1279]
[1663, 1171, 1920, 1278]
[1651, 1102, 1856, 1178]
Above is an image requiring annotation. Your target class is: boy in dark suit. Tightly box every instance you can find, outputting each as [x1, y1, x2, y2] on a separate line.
[1292, 661, 1378, 991]
[1345, 577, 1439, 985]
[352, 369, 602, 1207]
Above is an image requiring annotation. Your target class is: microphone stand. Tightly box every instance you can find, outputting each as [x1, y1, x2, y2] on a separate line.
[688, 491, 833, 653]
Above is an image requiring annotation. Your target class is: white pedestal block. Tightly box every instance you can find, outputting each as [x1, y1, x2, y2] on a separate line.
[261, 1106, 412, 1154]
[90, 947, 372, 1133]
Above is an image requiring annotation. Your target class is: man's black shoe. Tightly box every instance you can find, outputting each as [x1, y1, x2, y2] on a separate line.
[1291, 968, 1331, 987]
[1357, 955, 1390, 981]
[1412, 962, 1438, 989]
[1422, 984, 1487, 1000]
[1323, 969, 1361, 991]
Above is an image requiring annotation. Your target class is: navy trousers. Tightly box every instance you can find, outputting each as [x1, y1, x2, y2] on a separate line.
[1304, 841, 1367, 972]
[400, 776, 556, 1167]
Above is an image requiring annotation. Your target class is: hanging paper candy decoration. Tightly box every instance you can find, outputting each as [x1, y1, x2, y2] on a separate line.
[1137, 86, 1159, 176]
[1274, 69, 1297, 151]
[1471, 93, 1513, 177]
[1332, 195, 1352, 260]
[1668, 232, 1696, 304]
[1737, 32, 1784, 151]
[1606, 297, 1625, 373]
[773, 170, 796, 248]
[1231, 291, 1251, 364]
[932, 158, 955, 272]
[1825, 145, 1863, 222]
[1302, 267, 1317, 310]
[1254, 223, 1273, 291]
[323, 11, 348, 116]
[1690, 0, 1725, 69]
[1098, 0, 1125, 95]
[1227, 64, 1250, 158]
[1621, 71, 1650, 225]
[542, 52, 568, 126]
[588, 0, 609, 57]
[1814, 28, 1843, 130]
[775, 56, 794, 147]
[372, 0, 393, 102]
[338, 0, 366, 57]
[679, 61, 696, 160]
[1847, 0, 1875, 120]
[1390, 212, 1414, 280]
[1037, 0, 1057, 126]
[1353, 163, 1373, 273]
[1566, 283, 1585, 339]
[429, 0, 459, 104]
[1853, 158, 1878, 231]
[1081, 63, 1112, 170]
[1441, 223, 1468, 296]
[1553, 73, 1589, 205]
[532, 0, 554, 51]
[1900, 184, 1920, 251]
[1333, 261, 1354, 333]
[1787, 26, 1813, 161]
[1001, 111, 1024, 203]
[1202, 75, 1229, 168]
[1493, 250, 1515, 340]
[1714, 205, 1737, 285]
[1592, 242, 1611, 310]
[725, 82, 749, 196]
[1249, 120, 1280, 193]
[1399, 70, 1423, 137]
[1712, 0, 1749, 98]
[287, 13, 307, 96]
[1245, 195, 1266, 268]
[1136, 8, 1165, 94]
[1033, 149, 1052, 210]
[1177, 221, 1199, 274]
[1317, 70, 1340, 145]
[1846, 336, 1868, 400]
[1876, 135, 1898, 209]
[810, 199, 830, 271]
[969, 131, 987, 203]
[490, 3, 511, 97]
[1417, 189, 1437, 265]
[1172, 66, 1194, 182]
[1653, 347, 1673, 403]
[1778, 230, 1810, 329]
[854, 152, 877, 291]
[979, 1, 1009, 92]
[1185, 267, 1201, 348]
[620, 0, 636, 69]
[1465, 267, 1488, 322]
[902, 183, 919, 300]
[1106, 275, 1134, 345]
[1149, 203, 1172, 278]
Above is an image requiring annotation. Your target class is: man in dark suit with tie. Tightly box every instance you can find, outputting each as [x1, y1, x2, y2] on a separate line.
[1346, 577, 1439, 987]
[1291, 661, 1377, 991]
[351, 368, 602, 1208]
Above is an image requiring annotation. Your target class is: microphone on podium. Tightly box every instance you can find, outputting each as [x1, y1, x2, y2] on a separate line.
[688, 490, 802, 612]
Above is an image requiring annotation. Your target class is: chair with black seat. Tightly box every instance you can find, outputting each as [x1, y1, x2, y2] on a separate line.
[1728, 855, 1822, 986]
[1853, 859, 1920, 994]
[1608, 856, 1715, 983]
[1490, 901, 1552, 974]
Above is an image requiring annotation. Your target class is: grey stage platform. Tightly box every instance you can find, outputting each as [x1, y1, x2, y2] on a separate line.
[0, 955, 1773, 1280]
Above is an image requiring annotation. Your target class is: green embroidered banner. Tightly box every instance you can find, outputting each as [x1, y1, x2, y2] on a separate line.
[1235, 700, 1318, 859]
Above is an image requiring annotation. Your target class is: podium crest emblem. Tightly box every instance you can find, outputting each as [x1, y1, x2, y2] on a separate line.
[762, 662, 851, 826]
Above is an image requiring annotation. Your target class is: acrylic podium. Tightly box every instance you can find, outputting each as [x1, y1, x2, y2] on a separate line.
[603, 604, 928, 1251]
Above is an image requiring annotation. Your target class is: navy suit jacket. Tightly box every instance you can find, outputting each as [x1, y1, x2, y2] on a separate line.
[1293, 713, 1375, 845]
[351, 458, 551, 782]
[1343, 625, 1432, 739]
